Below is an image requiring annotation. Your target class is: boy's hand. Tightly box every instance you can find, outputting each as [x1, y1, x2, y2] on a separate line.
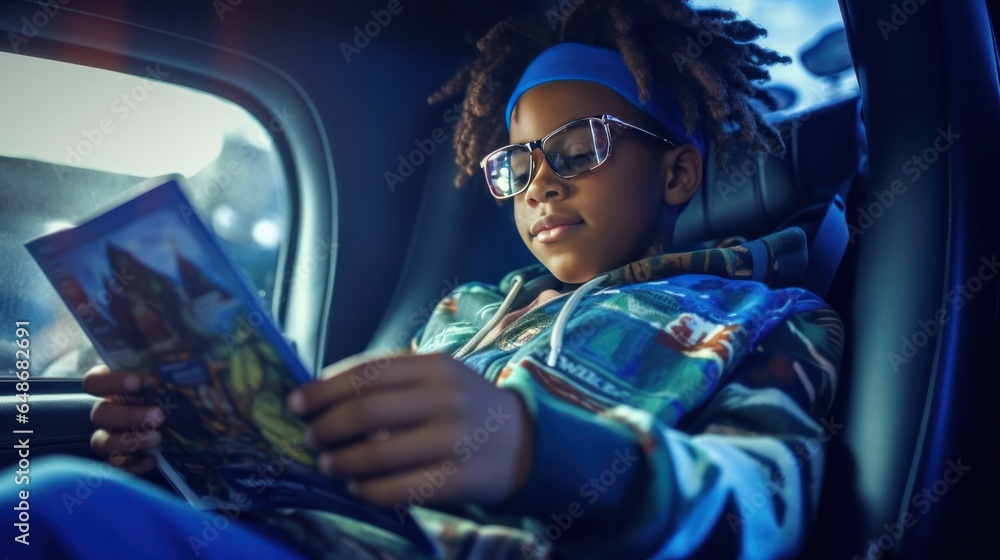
[83, 365, 164, 474]
[288, 352, 534, 508]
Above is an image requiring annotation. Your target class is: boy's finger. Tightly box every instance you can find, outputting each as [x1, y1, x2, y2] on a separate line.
[107, 453, 157, 474]
[85, 364, 110, 376]
[317, 420, 455, 478]
[317, 349, 411, 381]
[290, 354, 425, 416]
[82, 369, 143, 396]
[90, 401, 164, 432]
[122, 455, 157, 475]
[306, 388, 443, 448]
[90, 429, 162, 457]
[347, 460, 474, 507]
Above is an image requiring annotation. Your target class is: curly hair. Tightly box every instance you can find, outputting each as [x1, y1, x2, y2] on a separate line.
[429, 0, 791, 187]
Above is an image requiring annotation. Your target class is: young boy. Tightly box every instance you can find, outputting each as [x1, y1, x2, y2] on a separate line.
[6, 1, 842, 559]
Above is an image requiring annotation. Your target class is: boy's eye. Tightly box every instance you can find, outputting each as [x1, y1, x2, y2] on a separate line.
[563, 144, 592, 157]
[546, 120, 605, 174]
[553, 146, 597, 174]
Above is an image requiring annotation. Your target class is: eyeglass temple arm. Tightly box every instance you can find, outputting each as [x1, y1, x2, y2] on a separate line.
[604, 115, 678, 147]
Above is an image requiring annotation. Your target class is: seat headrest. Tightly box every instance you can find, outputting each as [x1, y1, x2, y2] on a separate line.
[674, 96, 864, 246]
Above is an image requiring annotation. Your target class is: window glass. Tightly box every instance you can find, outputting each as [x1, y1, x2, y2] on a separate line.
[693, 0, 860, 118]
[0, 52, 289, 378]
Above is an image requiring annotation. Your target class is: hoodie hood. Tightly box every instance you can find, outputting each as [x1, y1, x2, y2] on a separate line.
[497, 226, 809, 301]
[455, 227, 810, 365]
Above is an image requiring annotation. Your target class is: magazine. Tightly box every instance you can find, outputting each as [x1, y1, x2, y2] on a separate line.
[26, 176, 438, 556]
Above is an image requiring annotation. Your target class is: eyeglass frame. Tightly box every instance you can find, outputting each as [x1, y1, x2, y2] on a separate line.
[479, 114, 678, 200]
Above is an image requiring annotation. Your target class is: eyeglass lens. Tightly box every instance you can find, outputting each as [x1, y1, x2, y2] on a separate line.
[485, 118, 610, 197]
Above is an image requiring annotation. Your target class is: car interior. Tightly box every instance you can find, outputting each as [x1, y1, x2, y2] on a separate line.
[1, 0, 997, 558]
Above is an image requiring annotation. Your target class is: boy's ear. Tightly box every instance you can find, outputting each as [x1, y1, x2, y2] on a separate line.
[661, 144, 703, 206]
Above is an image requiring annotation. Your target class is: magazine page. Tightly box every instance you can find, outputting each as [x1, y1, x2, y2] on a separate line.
[25, 176, 437, 556]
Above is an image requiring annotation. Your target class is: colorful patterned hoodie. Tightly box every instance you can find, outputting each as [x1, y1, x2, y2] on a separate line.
[265, 226, 843, 560]
[408, 226, 844, 560]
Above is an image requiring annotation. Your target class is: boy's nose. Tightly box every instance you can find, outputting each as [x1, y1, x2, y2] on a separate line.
[522, 155, 568, 206]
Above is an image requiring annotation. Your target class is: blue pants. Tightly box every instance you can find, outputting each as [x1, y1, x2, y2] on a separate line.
[0, 455, 308, 559]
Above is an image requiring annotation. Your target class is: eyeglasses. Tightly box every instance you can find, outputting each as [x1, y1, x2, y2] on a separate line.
[479, 114, 676, 199]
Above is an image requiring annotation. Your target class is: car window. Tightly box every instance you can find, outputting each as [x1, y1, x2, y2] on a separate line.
[0, 52, 289, 378]
[693, 0, 860, 118]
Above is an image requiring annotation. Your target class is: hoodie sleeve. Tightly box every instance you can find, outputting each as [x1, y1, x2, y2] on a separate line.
[478, 307, 844, 559]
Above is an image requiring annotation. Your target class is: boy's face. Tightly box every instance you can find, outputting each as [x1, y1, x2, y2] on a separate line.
[508, 80, 701, 284]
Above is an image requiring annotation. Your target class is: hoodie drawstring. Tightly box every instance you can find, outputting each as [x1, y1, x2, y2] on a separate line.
[454, 275, 525, 359]
[546, 274, 608, 367]
[454, 272, 609, 365]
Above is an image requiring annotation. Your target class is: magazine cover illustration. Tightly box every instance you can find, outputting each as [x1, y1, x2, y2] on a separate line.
[26, 177, 436, 555]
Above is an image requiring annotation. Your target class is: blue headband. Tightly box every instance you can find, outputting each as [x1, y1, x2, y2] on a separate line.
[504, 42, 707, 156]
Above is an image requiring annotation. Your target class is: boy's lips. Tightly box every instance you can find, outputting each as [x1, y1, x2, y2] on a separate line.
[530, 214, 584, 243]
